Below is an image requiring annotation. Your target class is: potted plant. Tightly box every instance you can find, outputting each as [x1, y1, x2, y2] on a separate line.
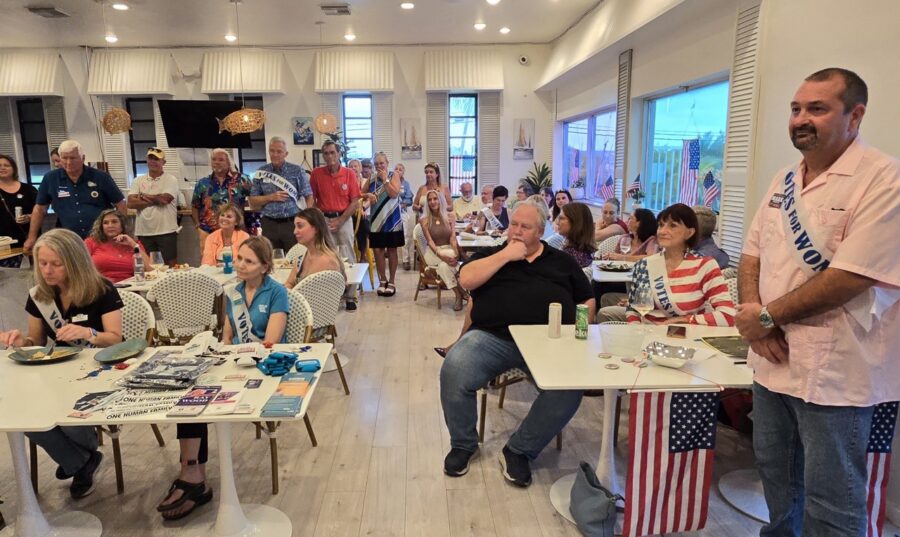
[569, 176, 586, 200]
[630, 189, 646, 209]
[520, 162, 552, 193]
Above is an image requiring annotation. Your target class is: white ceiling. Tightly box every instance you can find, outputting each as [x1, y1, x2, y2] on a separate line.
[2, 0, 601, 48]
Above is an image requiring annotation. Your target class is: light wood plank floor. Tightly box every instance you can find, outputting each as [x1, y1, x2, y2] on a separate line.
[0, 268, 771, 536]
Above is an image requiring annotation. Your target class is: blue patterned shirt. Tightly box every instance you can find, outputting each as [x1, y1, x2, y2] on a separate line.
[251, 161, 312, 219]
[399, 179, 414, 209]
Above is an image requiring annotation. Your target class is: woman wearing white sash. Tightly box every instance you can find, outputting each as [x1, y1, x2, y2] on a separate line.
[0, 228, 123, 499]
[624, 204, 735, 327]
[157, 236, 287, 520]
[284, 208, 345, 289]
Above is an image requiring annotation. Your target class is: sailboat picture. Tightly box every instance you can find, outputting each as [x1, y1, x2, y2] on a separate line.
[513, 119, 534, 160]
[400, 118, 423, 160]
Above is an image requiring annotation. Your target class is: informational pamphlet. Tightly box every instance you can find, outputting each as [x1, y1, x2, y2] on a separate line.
[260, 372, 314, 418]
[166, 386, 221, 417]
[205, 389, 246, 416]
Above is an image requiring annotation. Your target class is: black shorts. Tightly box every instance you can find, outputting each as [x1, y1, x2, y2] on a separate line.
[138, 232, 178, 264]
[368, 230, 405, 249]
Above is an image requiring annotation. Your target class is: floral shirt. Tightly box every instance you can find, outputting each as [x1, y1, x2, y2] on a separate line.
[191, 171, 252, 233]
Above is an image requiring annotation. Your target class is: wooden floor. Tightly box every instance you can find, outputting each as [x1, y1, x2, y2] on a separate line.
[0, 267, 769, 536]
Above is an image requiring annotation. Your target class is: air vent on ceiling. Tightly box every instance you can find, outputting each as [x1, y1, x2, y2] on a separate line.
[320, 3, 351, 16]
[27, 5, 71, 18]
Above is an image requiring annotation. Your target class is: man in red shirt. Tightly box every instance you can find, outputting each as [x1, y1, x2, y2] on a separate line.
[309, 140, 361, 310]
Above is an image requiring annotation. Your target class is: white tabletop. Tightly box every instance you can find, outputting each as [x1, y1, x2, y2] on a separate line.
[116, 265, 294, 293]
[457, 234, 506, 249]
[591, 261, 634, 283]
[346, 262, 369, 287]
[509, 324, 752, 392]
[0, 343, 332, 432]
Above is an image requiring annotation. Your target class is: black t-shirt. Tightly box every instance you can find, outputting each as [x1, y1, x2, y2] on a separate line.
[25, 280, 124, 345]
[0, 182, 38, 242]
[467, 241, 594, 339]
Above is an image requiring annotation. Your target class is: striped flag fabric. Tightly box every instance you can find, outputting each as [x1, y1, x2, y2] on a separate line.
[627, 174, 642, 194]
[678, 139, 701, 206]
[702, 171, 720, 208]
[622, 391, 718, 537]
[866, 401, 898, 537]
[598, 175, 615, 200]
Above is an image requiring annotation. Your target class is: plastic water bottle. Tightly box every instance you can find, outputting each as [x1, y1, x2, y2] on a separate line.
[133, 246, 145, 281]
[223, 247, 233, 275]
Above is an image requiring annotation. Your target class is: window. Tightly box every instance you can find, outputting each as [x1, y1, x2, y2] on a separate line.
[562, 108, 617, 202]
[125, 97, 157, 179]
[16, 98, 51, 186]
[448, 94, 477, 196]
[641, 80, 728, 212]
[343, 95, 373, 161]
[233, 96, 267, 175]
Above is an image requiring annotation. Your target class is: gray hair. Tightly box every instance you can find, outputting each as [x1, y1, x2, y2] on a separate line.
[373, 151, 389, 164]
[514, 196, 550, 232]
[210, 148, 237, 172]
[58, 140, 85, 158]
[692, 205, 718, 239]
[268, 136, 287, 148]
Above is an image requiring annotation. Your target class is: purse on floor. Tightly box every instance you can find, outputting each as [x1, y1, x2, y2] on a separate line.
[569, 461, 622, 537]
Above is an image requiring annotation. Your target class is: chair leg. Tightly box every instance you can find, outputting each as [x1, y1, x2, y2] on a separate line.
[478, 390, 487, 443]
[266, 422, 279, 495]
[556, 432, 563, 451]
[29, 440, 38, 494]
[414, 277, 421, 301]
[109, 425, 125, 494]
[613, 391, 622, 448]
[255, 422, 262, 440]
[96, 426, 104, 446]
[436, 285, 441, 309]
[498, 385, 507, 409]
[151, 424, 166, 447]
[303, 414, 318, 447]
[333, 351, 350, 396]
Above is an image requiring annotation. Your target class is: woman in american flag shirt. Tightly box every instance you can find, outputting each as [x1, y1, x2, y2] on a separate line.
[625, 203, 735, 326]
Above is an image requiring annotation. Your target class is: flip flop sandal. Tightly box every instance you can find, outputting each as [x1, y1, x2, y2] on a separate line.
[157, 479, 207, 513]
[159, 481, 213, 521]
[377, 283, 387, 296]
[384, 283, 396, 297]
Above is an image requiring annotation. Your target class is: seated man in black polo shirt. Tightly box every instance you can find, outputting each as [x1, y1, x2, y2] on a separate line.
[440, 199, 595, 487]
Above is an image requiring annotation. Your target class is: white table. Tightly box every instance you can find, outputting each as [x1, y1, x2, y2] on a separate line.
[116, 265, 294, 293]
[345, 262, 370, 291]
[457, 235, 505, 250]
[508, 323, 752, 524]
[0, 343, 331, 537]
[591, 261, 634, 284]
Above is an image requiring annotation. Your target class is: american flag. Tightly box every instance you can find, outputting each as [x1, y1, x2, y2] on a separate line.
[678, 139, 701, 206]
[866, 401, 898, 537]
[622, 391, 718, 537]
[702, 171, 720, 208]
[598, 175, 615, 200]
[628, 174, 642, 195]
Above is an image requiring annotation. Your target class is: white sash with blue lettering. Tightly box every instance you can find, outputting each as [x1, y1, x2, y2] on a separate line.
[28, 286, 94, 347]
[645, 253, 684, 318]
[225, 284, 261, 343]
[480, 206, 503, 231]
[254, 170, 306, 209]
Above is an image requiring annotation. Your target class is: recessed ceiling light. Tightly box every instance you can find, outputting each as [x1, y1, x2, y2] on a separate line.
[486, 0, 501, 5]
[499, 26, 510, 34]
[225, 34, 237, 42]
[105, 34, 118, 43]
[111, 3, 129, 10]
[473, 22, 486, 31]
[400, 2, 415, 9]
[344, 33, 356, 41]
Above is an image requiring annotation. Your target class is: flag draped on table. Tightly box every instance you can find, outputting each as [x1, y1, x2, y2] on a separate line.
[702, 171, 720, 208]
[678, 139, 701, 206]
[622, 391, 718, 537]
[599, 175, 615, 200]
[867, 401, 898, 537]
[627, 174, 642, 195]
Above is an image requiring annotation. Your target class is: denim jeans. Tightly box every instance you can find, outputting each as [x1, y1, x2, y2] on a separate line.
[440, 329, 583, 459]
[752, 382, 875, 537]
[26, 426, 98, 476]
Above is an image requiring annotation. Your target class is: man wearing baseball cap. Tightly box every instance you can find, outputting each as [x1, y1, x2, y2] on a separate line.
[126, 147, 180, 264]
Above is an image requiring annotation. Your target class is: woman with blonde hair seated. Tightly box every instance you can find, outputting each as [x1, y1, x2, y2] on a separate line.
[84, 209, 152, 282]
[420, 189, 466, 310]
[284, 207, 345, 288]
[200, 203, 250, 266]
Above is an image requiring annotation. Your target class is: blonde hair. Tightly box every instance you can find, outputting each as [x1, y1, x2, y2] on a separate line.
[32, 229, 109, 306]
[217, 203, 245, 230]
[424, 189, 449, 230]
[210, 148, 237, 172]
[89, 209, 129, 243]
[238, 236, 275, 275]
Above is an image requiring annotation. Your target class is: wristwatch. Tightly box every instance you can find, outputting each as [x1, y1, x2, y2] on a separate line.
[759, 306, 775, 329]
[88, 328, 98, 342]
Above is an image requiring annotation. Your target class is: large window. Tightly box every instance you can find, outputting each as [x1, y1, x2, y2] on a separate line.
[16, 98, 51, 186]
[125, 97, 157, 179]
[641, 80, 728, 212]
[448, 94, 477, 196]
[343, 95, 373, 161]
[234, 95, 267, 175]
[562, 108, 617, 202]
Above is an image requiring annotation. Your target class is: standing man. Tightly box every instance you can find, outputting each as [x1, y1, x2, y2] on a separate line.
[127, 147, 180, 265]
[309, 140, 361, 311]
[398, 163, 415, 270]
[737, 68, 899, 537]
[249, 136, 314, 251]
[452, 181, 482, 220]
[25, 139, 125, 250]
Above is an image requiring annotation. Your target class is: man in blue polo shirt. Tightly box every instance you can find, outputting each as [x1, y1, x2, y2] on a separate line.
[25, 139, 125, 250]
[249, 136, 314, 251]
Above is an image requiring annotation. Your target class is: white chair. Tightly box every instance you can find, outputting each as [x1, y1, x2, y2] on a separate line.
[597, 235, 620, 257]
[296, 270, 350, 395]
[722, 267, 737, 280]
[146, 271, 223, 344]
[726, 277, 739, 304]
[286, 243, 308, 265]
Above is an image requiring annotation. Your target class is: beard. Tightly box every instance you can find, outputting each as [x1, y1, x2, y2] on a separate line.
[791, 125, 818, 150]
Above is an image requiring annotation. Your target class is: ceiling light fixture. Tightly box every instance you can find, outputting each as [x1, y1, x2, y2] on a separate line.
[344, 32, 356, 41]
[474, 22, 486, 30]
[499, 26, 510, 34]
[98, 1, 131, 135]
[217, 0, 266, 135]
[111, 3, 129, 10]
[400, 2, 414, 9]
[105, 34, 118, 43]
[486, 0, 501, 5]
[225, 34, 237, 42]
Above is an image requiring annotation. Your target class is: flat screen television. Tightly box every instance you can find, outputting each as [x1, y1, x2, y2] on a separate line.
[157, 100, 252, 149]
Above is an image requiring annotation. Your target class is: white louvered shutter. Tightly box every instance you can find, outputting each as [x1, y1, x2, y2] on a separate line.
[478, 91, 500, 187]
[373, 93, 393, 162]
[97, 96, 129, 190]
[42, 96, 68, 152]
[0, 98, 14, 157]
[425, 92, 448, 172]
[719, 0, 762, 266]
[319, 93, 341, 150]
[615, 49, 633, 201]
[152, 97, 181, 178]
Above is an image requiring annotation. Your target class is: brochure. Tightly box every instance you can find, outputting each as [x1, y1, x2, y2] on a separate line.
[205, 389, 245, 416]
[260, 372, 314, 418]
[166, 386, 221, 417]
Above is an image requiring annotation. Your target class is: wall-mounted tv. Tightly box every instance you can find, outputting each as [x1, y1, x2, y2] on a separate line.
[158, 100, 252, 149]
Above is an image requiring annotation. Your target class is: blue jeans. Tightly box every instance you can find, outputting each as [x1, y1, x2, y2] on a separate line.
[752, 382, 874, 537]
[440, 329, 583, 459]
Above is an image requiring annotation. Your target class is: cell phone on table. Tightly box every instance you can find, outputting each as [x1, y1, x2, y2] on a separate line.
[667, 325, 687, 339]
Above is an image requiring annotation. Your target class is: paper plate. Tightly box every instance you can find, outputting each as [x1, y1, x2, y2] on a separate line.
[8, 346, 81, 365]
[94, 338, 148, 364]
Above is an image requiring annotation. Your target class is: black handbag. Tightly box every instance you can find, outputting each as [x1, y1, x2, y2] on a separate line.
[569, 461, 622, 537]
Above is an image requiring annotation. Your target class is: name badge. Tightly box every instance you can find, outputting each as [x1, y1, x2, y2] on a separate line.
[341, 184, 348, 191]
[71, 314, 88, 322]
[90, 191, 99, 199]
[768, 193, 785, 208]
[16, 193, 23, 199]
[87, 181, 97, 187]
[258, 305, 268, 313]
[58, 187, 71, 198]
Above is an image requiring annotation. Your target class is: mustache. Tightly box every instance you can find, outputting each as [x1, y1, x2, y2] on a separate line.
[792, 125, 817, 136]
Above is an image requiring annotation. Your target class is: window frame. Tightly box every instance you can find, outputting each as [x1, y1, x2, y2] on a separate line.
[342, 94, 373, 162]
[561, 105, 617, 203]
[448, 93, 478, 196]
[15, 98, 51, 187]
[232, 95, 267, 175]
[125, 97, 157, 180]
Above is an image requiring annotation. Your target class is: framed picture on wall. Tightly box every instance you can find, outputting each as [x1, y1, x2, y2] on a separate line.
[513, 118, 535, 160]
[312, 149, 322, 168]
[292, 116, 314, 145]
[400, 118, 422, 160]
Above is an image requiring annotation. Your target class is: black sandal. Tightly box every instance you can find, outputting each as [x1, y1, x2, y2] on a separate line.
[157, 479, 213, 520]
[384, 283, 396, 297]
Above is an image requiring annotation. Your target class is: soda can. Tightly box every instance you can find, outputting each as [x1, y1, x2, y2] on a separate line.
[14, 206, 22, 220]
[575, 304, 589, 340]
[548, 303, 562, 338]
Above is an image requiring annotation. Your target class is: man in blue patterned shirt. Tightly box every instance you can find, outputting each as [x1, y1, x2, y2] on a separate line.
[249, 136, 314, 250]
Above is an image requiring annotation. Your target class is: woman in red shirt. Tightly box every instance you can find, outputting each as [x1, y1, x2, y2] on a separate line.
[84, 209, 151, 282]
